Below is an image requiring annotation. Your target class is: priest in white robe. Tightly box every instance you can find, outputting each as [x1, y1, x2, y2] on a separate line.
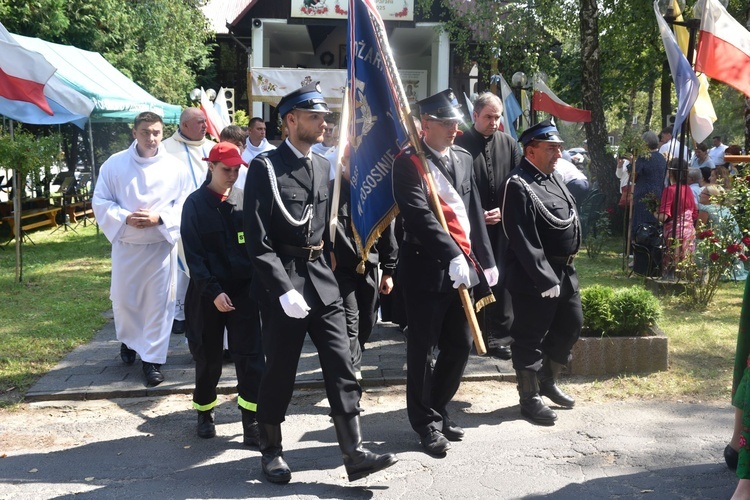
[162, 107, 215, 334]
[93, 111, 193, 386]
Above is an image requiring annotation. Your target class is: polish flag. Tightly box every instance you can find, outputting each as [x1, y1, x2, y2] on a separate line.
[200, 88, 225, 140]
[694, 0, 750, 98]
[532, 79, 591, 123]
[0, 33, 56, 115]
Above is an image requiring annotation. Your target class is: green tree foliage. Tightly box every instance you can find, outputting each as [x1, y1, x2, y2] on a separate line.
[1, 0, 213, 105]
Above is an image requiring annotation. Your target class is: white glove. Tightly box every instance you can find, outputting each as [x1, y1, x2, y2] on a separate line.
[483, 266, 499, 287]
[279, 289, 310, 319]
[541, 284, 561, 298]
[448, 254, 472, 289]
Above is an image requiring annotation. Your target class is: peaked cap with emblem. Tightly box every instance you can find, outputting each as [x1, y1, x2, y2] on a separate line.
[418, 89, 464, 120]
[518, 118, 564, 147]
[277, 81, 330, 118]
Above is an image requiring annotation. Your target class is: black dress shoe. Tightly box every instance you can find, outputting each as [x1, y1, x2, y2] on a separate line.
[120, 343, 136, 365]
[441, 417, 465, 441]
[725, 444, 739, 470]
[420, 429, 451, 456]
[490, 345, 512, 360]
[171, 319, 186, 335]
[142, 362, 164, 386]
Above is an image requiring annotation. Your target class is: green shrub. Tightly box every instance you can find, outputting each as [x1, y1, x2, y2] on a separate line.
[580, 285, 661, 337]
[609, 287, 662, 336]
[580, 285, 615, 335]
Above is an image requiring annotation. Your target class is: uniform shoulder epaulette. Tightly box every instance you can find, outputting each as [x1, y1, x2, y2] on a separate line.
[451, 144, 471, 157]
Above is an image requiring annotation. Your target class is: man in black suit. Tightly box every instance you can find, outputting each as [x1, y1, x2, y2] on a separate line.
[456, 92, 520, 360]
[244, 82, 396, 484]
[393, 89, 497, 456]
[499, 119, 582, 426]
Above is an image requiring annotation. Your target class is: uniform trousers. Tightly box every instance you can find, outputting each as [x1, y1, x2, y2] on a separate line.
[187, 284, 264, 410]
[509, 267, 582, 371]
[334, 264, 379, 372]
[479, 283, 513, 341]
[404, 287, 472, 437]
[256, 296, 362, 424]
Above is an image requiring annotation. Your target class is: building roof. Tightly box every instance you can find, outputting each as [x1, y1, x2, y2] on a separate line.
[201, 0, 257, 34]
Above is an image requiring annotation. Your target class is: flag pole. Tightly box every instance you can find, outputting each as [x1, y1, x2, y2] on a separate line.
[368, 18, 487, 355]
[329, 87, 351, 248]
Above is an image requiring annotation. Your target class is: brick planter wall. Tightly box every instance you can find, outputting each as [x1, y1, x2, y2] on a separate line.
[569, 333, 669, 376]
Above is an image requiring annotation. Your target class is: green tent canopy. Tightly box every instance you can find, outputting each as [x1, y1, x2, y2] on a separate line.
[12, 34, 182, 124]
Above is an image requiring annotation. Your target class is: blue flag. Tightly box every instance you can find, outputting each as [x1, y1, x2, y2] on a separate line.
[347, 0, 409, 261]
[654, 0, 698, 139]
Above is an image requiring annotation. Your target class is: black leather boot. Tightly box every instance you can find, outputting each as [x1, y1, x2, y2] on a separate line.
[538, 357, 576, 408]
[259, 423, 291, 484]
[332, 414, 398, 482]
[241, 408, 259, 448]
[516, 369, 557, 426]
[196, 409, 216, 439]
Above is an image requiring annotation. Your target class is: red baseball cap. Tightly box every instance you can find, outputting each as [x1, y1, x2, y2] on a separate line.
[203, 142, 247, 167]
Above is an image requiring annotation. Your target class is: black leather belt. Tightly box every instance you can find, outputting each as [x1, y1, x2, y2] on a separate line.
[276, 242, 324, 261]
[547, 254, 577, 265]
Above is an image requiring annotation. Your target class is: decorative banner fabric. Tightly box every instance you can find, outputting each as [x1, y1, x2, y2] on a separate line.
[250, 68, 347, 109]
[347, 0, 409, 262]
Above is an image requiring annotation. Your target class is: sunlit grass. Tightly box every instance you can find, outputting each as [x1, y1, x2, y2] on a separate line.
[572, 238, 743, 402]
[0, 224, 112, 406]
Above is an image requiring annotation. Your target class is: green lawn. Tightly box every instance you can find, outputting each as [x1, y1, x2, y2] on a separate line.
[0, 224, 112, 406]
[575, 240, 744, 402]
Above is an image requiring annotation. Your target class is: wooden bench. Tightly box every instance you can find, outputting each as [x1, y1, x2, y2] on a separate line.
[65, 200, 96, 224]
[2, 206, 62, 239]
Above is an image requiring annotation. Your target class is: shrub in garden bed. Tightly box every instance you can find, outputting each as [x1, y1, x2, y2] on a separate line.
[580, 285, 662, 337]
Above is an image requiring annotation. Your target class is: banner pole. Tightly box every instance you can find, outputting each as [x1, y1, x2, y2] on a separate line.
[369, 17, 487, 355]
[329, 87, 351, 248]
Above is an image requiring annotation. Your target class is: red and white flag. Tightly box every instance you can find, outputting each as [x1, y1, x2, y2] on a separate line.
[199, 88, 224, 140]
[533, 79, 591, 123]
[694, 0, 750, 98]
[0, 25, 56, 115]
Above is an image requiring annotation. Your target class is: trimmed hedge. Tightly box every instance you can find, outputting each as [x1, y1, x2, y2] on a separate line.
[581, 285, 662, 337]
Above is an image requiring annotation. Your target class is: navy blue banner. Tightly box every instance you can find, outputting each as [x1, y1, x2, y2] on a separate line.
[347, 0, 408, 260]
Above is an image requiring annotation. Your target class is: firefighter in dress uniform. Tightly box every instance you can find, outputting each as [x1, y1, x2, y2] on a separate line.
[499, 119, 582, 426]
[393, 89, 498, 456]
[243, 82, 397, 484]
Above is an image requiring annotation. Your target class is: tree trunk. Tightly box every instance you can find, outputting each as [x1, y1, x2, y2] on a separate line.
[644, 80, 656, 132]
[580, 0, 617, 208]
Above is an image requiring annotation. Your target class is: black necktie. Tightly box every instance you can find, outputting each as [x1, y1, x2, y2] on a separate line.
[302, 157, 313, 180]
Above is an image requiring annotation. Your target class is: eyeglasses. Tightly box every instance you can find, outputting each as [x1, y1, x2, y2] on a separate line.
[428, 119, 461, 128]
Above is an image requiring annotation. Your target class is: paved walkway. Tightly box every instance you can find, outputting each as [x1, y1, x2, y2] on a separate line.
[25, 314, 514, 402]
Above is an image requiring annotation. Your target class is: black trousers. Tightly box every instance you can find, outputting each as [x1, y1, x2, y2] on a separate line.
[404, 287, 472, 437]
[334, 264, 379, 372]
[508, 270, 582, 371]
[186, 285, 264, 410]
[256, 296, 361, 424]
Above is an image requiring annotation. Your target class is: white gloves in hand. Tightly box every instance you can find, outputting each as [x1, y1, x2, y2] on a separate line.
[448, 254, 472, 289]
[541, 284, 561, 298]
[279, 289, 310, 319]
[483, 266, 499, 287]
